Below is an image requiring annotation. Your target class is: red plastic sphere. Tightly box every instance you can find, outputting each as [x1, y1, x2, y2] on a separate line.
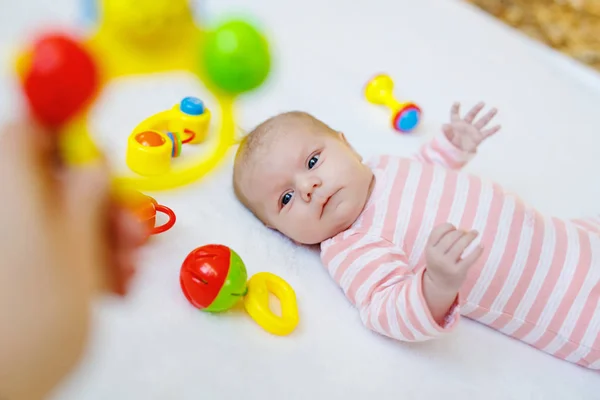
[22, 33, 99, 128]
[180, 244, 231, 309]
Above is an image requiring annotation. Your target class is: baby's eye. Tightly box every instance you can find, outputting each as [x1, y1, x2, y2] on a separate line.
[281, 192, 293, 206]
[308, 154, 320, 169]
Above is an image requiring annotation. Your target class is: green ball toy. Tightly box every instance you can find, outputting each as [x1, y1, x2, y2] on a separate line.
[203, 19, 271, 95]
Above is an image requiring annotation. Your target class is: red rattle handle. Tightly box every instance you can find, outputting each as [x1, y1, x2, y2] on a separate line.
[151, 205, 176, 235]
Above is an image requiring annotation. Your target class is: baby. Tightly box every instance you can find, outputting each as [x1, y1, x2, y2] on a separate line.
[233, 103, 600, 370]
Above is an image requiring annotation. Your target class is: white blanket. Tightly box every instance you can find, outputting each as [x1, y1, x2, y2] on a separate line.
[2, 0, 599, 398]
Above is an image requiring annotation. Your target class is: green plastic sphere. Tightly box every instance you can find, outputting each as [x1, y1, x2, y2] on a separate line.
[204, 249, 248, 312]
[203, 19, 271, 95]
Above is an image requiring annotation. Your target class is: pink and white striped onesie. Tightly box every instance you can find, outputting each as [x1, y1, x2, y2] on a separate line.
[320, 132, 600, 370]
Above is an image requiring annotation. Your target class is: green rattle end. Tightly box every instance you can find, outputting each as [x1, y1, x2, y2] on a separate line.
[203, 248, 249, 312]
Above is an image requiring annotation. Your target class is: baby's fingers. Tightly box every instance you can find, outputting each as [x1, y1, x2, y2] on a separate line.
[457, 245, 484, 271]
[429, 223, 456, 247]
[437, 230, 465, 253]
[464, 102, 485, 123]
[450, 103, 461, 122]
[448, 230, 479, 261]
[474, 107, 498, 130]
[481, 125, 501, 139]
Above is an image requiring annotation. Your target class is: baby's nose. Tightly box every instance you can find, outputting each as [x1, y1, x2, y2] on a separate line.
[299, 177, 321, 202]
[300, 184, 316, 202]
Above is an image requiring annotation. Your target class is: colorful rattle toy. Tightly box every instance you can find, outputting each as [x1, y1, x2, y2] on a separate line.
[126, 96, 211, 176]
[364, 74, 422, 133]
[14, 0, 272, 192]
[180, 245, 300, 336]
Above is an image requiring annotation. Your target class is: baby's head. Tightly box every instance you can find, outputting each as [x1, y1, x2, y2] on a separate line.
[233, 111, 374, 245]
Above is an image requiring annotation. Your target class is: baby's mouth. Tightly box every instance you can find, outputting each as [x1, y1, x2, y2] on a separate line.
[319, 189, 338, 218]
[317, 196, 329, 218]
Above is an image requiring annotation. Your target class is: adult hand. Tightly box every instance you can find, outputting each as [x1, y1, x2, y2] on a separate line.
[0, 120, 144, 400]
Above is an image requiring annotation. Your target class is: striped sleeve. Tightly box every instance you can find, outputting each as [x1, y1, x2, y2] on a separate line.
[413, 131, 475, 170]
[321, 231, 461, 342]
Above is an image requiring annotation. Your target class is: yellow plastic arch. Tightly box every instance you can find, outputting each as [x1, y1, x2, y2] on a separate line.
[60, 94, 236, 192]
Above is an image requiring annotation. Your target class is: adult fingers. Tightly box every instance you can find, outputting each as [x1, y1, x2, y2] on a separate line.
[107, 205, 146, 295]
[64, 157, 111, 224]
[0, 120, 61, 199]
[114, 205, 147, 249]
[62, 157, 111, 290]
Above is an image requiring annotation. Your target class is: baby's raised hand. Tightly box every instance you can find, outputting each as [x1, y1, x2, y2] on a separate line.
[442, 102, 501, 153]
[424, 223, 484, 292]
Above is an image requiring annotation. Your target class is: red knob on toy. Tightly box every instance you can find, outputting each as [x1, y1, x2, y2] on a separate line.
[180, 244, 248, 312]
[20, 33, 99, 128]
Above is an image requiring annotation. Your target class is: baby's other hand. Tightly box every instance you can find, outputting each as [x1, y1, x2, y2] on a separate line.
[442, 102, 501, 153]
[424, 223, 484, 293]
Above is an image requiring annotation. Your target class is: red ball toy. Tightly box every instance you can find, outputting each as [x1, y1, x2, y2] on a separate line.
[21, 33, 99, 128]
[180, 244, 248, 313]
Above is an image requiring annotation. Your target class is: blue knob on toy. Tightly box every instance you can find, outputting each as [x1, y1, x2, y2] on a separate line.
[180, 97, 204, 116]
[393, 106, 421, 132]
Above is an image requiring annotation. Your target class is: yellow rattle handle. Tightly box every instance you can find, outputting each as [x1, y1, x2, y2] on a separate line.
[243, 272, 299, 336]
[60, 113, 103, 165]
[364, 74, 402, 111]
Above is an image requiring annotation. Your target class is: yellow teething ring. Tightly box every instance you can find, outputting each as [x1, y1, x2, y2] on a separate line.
[244, 272, 299, 336]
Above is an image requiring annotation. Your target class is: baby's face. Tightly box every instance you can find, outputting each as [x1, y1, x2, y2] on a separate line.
[240, 129, 374, 245]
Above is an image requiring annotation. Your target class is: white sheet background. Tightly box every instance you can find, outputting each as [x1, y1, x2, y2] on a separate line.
[1, 0, 599, 398]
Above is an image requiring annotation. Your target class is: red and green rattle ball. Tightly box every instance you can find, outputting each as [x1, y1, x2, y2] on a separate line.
[180, 244, 300, 335]
[180, 244, 248, 312]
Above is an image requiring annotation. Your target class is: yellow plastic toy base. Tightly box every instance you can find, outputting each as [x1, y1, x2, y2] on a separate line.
[132, 105, 211, 146]
[60, 94, 235, 192]
[244, 272, 299, 336]
[125, 102, 212, 176]
[126, 130, 172, 176]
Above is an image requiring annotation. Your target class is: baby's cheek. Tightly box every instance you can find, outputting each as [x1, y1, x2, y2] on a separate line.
[285, 215, 314, 242]
[332, 202, 355, 228]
